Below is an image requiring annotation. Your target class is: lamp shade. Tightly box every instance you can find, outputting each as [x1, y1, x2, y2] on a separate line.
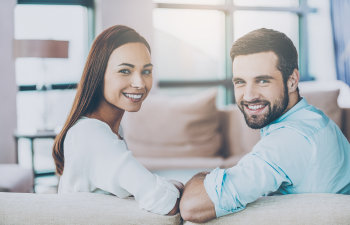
[13, 39, 69, 58]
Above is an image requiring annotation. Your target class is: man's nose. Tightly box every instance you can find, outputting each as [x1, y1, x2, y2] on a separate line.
[130, 73, 145, 89]
[243, 84, 259, 101]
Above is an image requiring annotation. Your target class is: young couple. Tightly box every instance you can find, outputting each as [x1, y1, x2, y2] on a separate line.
[53, 25, 350, 222]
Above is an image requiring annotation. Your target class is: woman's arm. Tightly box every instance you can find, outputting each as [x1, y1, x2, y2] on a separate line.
[167, 180, 184, 215]
[74, 119, 181, 215]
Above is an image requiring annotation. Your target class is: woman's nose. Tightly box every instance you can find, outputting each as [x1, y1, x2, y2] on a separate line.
[130, 73, 145, 89]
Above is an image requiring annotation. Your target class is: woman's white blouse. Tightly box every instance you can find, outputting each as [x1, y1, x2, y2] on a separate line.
[58, 117, 179, 215]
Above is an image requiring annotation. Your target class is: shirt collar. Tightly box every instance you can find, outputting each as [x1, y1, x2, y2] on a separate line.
[261, 98, 308, 135]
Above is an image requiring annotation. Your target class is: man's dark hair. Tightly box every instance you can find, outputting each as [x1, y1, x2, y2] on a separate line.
[230, 28, 298, 83]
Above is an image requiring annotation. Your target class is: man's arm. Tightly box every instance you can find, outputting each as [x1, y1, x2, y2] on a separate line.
[179, 172, 216, 223]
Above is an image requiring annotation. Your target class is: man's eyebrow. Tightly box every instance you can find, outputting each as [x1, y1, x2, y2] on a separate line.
[143, 63, 153, 68]
[232, 77, 244, 82]
[118, 63, 134, 68]
[255, 75, 274, 80]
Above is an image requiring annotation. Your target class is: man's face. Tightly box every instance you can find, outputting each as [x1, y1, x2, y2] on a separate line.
[232, 51, 289, 129]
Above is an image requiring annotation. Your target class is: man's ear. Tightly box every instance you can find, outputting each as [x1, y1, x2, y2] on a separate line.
[287, 69, 300, 93]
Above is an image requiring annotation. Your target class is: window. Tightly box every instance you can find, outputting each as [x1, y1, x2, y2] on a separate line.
[153, 0, 316, 105]
[15, 0, 94, 190]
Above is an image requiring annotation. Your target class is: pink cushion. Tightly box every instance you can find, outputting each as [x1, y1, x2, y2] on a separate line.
[122, 89, 222, 157]
[0, 164, 33, 193]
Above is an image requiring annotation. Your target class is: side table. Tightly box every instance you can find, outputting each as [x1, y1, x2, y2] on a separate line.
[14, 130, 57, 192]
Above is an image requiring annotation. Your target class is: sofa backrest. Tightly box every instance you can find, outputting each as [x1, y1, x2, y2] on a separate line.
[0, 192, 181, 225]
[1, 192, 349, 225]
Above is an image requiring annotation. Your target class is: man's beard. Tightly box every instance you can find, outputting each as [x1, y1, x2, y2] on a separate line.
[238, 85, 289, 129]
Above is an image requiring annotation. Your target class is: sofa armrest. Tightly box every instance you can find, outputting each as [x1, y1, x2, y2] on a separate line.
[0, 192, 181, 225]
[342, 107, 350, 142]
[184, 193, 350, 225]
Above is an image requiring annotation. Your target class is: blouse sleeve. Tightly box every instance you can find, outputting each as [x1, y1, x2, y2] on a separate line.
[73, 119, 180, 215]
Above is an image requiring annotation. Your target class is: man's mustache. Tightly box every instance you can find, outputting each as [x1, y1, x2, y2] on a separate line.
[240, 99, 270, 106]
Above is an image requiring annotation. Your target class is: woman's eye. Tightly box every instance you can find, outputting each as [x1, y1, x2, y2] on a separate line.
[142, 69, 152, 75]
[119, 69, 131, 74]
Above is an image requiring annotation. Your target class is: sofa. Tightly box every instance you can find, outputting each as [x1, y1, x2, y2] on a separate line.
[0, 80, 350, 224]
[1, 192, 350, 224]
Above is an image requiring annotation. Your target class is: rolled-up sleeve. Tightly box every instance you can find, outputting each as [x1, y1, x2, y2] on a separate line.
[204, 153, 292, 217]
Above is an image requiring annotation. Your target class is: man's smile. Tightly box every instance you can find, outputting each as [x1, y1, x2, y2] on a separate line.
[241, 101, 269, 116]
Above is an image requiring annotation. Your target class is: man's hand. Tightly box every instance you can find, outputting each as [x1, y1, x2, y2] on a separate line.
[167, 179, 184, 215]
[179, 172, 216, 223]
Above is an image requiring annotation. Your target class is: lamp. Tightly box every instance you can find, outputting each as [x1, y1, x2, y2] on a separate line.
[14, 39, 69, 132]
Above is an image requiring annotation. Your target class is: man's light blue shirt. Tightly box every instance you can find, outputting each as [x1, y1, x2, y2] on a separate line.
[204, 98, 350, 217]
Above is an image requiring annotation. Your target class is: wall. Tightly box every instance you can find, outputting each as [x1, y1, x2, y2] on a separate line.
[0, 0, 17, 163]
[94, 0, 156, 88]
[308, 0, 337, 81]
[94, 0, 153, 45]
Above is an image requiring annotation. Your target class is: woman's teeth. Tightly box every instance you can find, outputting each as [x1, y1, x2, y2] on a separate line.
[124, 93, 143, 100]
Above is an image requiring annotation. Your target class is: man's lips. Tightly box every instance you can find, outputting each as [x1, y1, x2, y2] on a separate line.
[241, 101, 269, 115]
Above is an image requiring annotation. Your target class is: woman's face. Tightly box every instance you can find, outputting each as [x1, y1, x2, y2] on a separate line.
[102, 42, 153, 112]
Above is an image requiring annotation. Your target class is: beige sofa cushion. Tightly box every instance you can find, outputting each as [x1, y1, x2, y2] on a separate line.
[0, 192, 181, 225]
[185, 193, 350, 225]
[300, 85, 341, 127]
[219, 106, 260, 158]
[123, 89, 222, 157]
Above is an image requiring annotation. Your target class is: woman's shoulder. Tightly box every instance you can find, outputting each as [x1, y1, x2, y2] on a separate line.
[66, 117, 114, 141]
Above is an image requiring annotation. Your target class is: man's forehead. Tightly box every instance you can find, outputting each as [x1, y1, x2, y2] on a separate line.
[232, 52, 280, 78]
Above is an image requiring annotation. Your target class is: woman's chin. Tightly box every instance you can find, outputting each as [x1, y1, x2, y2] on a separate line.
[126, 106, 142, 112]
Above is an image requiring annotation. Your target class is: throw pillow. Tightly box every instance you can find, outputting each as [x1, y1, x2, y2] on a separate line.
[122, 89, 222, 157]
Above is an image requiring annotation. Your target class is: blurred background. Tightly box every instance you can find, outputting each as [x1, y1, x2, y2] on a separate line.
[0, 0, 349, 192]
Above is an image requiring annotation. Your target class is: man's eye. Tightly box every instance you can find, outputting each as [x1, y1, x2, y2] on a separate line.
[234, 80, 244, 85]
[142, 69, 152, 75]
[259, 80, 269, 84]
[119, 69, 131, 74]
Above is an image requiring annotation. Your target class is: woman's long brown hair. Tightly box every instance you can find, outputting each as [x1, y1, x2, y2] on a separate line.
[52, 25, 151, 175]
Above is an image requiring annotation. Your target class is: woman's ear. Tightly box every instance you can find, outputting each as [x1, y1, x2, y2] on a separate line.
[287, 69, 300, 93]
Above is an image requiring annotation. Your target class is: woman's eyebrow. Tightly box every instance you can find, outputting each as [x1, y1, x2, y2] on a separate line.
[118, 63, 134, 68]
[143, 63, 153, 68]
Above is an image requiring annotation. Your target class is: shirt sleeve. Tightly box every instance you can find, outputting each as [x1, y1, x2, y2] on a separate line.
[74, 120, 180, 215]
[204, 127, 311, 217]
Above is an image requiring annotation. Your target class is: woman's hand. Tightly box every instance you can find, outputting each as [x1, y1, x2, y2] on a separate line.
[170, 179, 184, 194]
[167, 179, 184, 215]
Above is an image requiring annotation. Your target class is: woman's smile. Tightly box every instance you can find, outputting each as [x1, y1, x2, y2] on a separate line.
[123, 92, 144, 102]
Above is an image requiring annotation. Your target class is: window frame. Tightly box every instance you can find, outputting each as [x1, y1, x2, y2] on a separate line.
[16, 0, 95, 92]
[154, 0, 317, 104]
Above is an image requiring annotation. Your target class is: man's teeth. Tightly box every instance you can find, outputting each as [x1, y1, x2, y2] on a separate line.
[124, 93, 142, 99]
[247, 105, 264, 110]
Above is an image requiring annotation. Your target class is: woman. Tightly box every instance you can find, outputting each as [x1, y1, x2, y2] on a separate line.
[52, 25, 182, 215]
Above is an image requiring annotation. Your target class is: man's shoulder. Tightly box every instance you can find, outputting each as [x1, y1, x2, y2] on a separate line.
[265, 105, 329, 138]
[259, 126, 311, 148]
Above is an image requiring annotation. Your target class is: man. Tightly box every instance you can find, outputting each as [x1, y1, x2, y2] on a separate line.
[179, 28, 350, 223]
